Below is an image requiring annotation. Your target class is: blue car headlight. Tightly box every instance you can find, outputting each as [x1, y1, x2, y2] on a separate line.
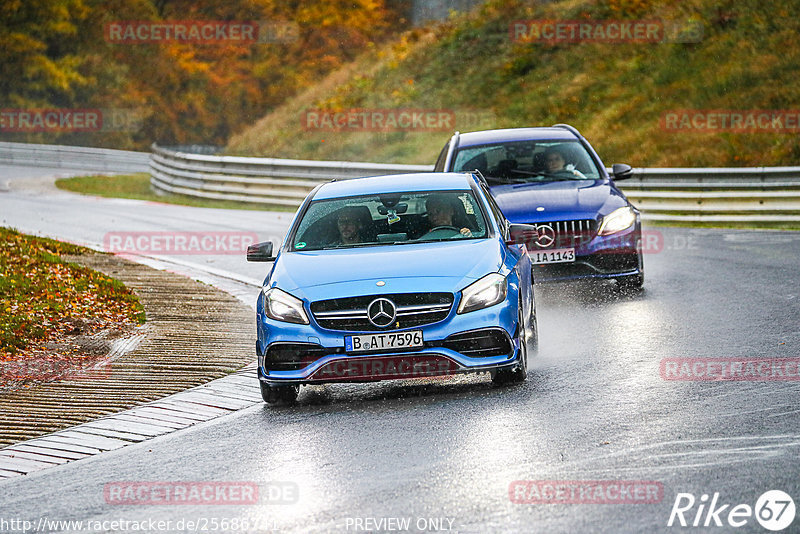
[598, 206, 637, 236]
[263, 287, 309, 325]
[458, 273, 508, 314]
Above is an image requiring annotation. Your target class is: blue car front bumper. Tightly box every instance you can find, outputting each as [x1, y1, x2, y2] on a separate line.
[256, 296, 522, 385]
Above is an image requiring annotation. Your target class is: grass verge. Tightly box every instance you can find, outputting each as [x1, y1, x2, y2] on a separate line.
[646, 220, 800, 231]
[227, 0, 800, 168]
[0, 228, 145, 362]
[55, 173, 294, 212]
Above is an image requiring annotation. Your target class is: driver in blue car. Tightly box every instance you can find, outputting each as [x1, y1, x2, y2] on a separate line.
[334, 208, 364, 245]
[423, 194, 472, 238]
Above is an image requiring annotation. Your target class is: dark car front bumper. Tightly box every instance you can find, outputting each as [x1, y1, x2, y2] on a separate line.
[529, 224, 643, 282]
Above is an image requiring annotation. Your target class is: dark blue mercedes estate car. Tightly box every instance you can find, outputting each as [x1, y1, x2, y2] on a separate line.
[434, 125, 644, 289]
[246, 172, 537, 403]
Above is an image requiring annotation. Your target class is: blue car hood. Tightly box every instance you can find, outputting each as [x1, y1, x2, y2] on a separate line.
[268, 239, 505, 301]
[490, 179, 627, 223]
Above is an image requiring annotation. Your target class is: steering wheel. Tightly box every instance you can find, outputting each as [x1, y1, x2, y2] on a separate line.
[419, 225, 462, 240]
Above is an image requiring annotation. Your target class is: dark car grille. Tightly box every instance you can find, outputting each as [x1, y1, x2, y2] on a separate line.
[442, 329, 512, 358]
[310, 293, 453, 332]
[527, 219, 597, 249]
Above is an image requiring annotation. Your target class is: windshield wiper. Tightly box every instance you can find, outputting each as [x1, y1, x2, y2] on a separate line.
[508, 169, 588, 181]
[482, 175, 528, 185]
[415, 236, 478, 244]
[325, 242, 388, 250]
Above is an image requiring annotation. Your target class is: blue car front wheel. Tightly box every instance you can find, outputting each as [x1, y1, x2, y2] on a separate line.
[260, 381, 299, 404]
[492, 303, 528, 385]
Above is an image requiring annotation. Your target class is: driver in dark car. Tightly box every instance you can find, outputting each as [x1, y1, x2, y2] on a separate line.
[544, 148, 567, 172]
[543, 148, 586, 178]
[424, 194, 472, 237]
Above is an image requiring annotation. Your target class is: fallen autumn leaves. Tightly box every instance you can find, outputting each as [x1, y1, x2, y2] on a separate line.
[0, 228, 145, 389]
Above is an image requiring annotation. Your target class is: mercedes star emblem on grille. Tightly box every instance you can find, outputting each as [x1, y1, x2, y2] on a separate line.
[367, 298, 397, 328]
[534, 224, 556, 248]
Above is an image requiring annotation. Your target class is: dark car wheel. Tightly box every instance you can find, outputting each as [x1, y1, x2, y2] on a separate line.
[493, 305, 528, 385]
[617, 238, 644, 291]
[529, 312, 539, 354]
[260, 381, 299, 404]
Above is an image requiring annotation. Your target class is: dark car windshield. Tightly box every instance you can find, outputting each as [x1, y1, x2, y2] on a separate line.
[452, 139, 602, 183]
[291, 190, 488, 251]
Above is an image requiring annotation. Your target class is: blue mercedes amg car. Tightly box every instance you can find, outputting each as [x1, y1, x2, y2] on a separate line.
[246, 172, 537, 403]
[434, 125, 644, 289]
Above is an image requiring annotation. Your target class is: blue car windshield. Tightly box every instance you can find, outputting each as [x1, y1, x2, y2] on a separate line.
[452, 139, 601, 183]
[291, 190, 489, 251]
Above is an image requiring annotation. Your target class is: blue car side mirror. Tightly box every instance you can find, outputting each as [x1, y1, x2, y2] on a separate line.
[506, 223, 539, 246]
[247, 241, 275, 262]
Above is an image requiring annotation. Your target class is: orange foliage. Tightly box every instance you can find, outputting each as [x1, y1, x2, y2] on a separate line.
[1, 0, 405, 148]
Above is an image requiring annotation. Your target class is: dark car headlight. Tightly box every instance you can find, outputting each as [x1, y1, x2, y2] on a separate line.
[263, 287, 309, 324]
[458, 273, 508, 314]
[598, 206, 637, 236]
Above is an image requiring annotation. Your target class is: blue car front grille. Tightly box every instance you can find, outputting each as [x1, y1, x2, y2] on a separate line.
[310, 293, 453, 332]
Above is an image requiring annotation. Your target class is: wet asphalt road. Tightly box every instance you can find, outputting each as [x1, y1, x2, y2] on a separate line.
[0, 167, 799, 533]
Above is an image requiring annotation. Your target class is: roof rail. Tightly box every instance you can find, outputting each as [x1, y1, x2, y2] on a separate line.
[467, 169, 486, 184]
[552, 123, 582, 137]
[443, 131, 460, 171]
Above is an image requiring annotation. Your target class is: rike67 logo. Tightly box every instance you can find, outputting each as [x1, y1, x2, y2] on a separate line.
[668, 490, 795, 531]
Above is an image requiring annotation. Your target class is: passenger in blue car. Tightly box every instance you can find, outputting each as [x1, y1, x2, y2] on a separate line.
[420, 194, 473, 239]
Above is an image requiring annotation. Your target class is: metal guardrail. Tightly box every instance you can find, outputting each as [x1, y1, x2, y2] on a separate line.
[150, 144, 800, 223]
[4, 142, 796, 223]
[149, 144, 431, 206]
[620, 168, 800, 222]
[0, 142, 149, 173]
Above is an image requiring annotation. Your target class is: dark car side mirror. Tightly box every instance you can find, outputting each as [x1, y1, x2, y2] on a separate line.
[611, 163, 634, 181]
[246, 241, 275, 262]
[506, 223, 539, 247]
